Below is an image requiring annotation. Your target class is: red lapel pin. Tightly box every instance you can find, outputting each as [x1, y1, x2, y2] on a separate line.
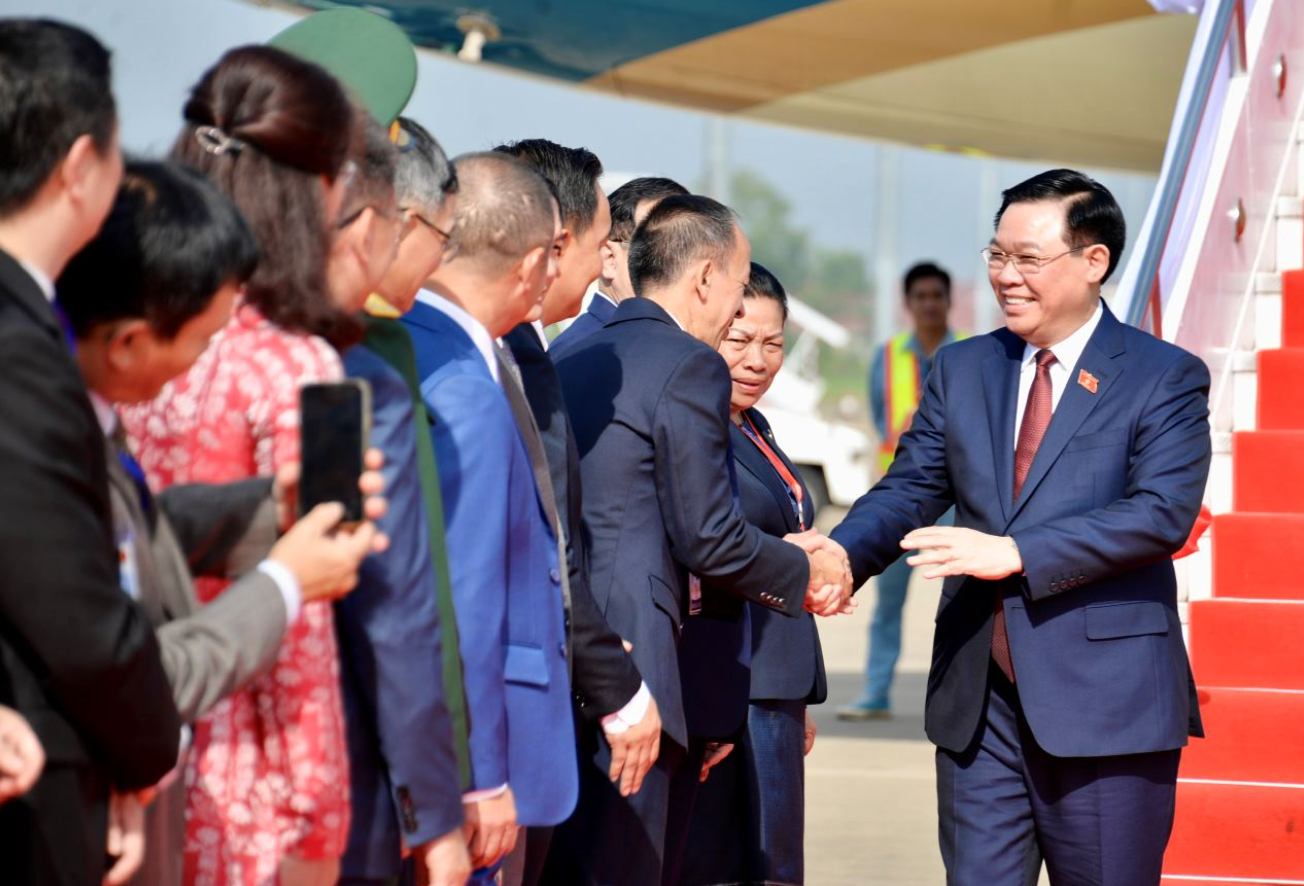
[1078, 369, 1099, 394]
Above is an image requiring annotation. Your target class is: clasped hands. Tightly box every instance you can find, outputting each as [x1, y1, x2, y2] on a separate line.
[785, 530, 855, 617]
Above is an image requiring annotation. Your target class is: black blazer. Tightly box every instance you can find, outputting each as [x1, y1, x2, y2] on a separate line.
[503, 323, 642, 720]
[729, 409, 827, 704]
[555, 298, 809, 749]
[0, 249, 181, 886]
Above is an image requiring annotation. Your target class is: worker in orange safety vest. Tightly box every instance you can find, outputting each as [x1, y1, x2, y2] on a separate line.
[840, 261, 967, 721]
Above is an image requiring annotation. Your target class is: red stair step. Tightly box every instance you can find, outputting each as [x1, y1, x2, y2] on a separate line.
[1212, 513, 1304, 598]
[1258, 349, 1304, 430]
[1161, 880, 1280, 885]
[1189, 599, 1304, 689]
[1284, 269, 1304, 348]
[1180, 687, 1304, 783]
[1163, 781, 1304, 880]
[1233, 431, 1304, 513]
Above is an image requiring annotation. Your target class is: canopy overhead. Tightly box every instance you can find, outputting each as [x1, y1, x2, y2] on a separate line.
[279, 0, 1197, 172]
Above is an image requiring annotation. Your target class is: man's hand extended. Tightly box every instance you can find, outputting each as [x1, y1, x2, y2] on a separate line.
[901, 526, 1022, 581]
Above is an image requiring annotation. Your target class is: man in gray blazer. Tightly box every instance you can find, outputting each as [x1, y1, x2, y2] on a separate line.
[58, 159, 386, 885]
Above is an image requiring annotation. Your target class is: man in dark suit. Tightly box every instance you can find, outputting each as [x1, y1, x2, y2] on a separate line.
[403, 153, 577, 884]
[492, 140, 665, 886]
[0, 19, 182, 885]
[546, 195, 851, 886]
[328, 122, 470, 886]
[550, 176, 688, 360]
[825, 169, 1210, 885]
[60, 158, 386, 886]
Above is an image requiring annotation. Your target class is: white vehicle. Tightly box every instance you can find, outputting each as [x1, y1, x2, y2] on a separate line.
[758, 297, 873, 514]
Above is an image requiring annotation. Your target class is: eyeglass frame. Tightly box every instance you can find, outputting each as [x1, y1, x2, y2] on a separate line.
[980, 244, 1091, 275]
[403, 207, 453, 244]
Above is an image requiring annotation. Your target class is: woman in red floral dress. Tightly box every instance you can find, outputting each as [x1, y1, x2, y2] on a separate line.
[123, 47, 362, 886]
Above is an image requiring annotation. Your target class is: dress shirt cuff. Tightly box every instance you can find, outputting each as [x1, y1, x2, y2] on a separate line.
[462, 784, 509, 803]
[601, 682, 652, 735]
[257, 559, 302, 625]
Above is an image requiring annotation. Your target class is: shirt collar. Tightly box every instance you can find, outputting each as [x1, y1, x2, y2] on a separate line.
[593, 290, 618, 309]
[1021, 300, 1104, 371]
[88, 390, 117, 437]
[531, 319, 548, 350]
[417, 288, 499, 383]
[17, 260, 55, 302]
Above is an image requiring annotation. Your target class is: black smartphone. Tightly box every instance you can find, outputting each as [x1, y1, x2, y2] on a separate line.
[299, 380, 372, 525]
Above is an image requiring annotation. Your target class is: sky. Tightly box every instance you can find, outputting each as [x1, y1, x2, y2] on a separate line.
[21, 0, 1169, 333]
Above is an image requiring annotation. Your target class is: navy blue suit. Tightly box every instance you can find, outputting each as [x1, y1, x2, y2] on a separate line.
[336, 345, 463, 882]
[830, 304, 1209, 884]
[549, 292, 615, 361]
[403, 302, 577, 829]
[544, 298, 809, 886]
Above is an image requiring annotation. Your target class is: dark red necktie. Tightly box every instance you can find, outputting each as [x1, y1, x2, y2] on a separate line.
[992, 348, 1056, 682]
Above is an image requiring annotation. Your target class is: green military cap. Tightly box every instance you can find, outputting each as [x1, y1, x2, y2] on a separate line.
[268, 7, 417, 125]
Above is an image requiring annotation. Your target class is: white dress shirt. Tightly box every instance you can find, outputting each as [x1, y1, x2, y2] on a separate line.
[1014, 300, 1104, 443]
[530, 319, 548, 350]
[89, 391, 301, 623]
[417, 288, 499, 383]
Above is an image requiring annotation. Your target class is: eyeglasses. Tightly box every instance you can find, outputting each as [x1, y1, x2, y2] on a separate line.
[981, 245, 1088, 275]
[404, 208, 453, 244]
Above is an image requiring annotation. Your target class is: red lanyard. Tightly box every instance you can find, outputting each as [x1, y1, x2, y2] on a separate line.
[740, 413, 806, 531]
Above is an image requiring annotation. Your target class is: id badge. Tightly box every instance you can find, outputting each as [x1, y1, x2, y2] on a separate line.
[117, 527, 142, 600]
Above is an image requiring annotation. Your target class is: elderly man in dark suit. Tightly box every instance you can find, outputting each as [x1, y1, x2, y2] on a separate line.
[826, 169, 1210, 885]
[545, 195, 851, 886]
[0, 20, 182, 886]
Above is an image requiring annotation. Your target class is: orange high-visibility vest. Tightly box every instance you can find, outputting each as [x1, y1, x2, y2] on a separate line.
[877, 331, 968, 474]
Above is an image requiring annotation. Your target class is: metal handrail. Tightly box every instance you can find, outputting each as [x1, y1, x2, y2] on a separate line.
[1124, 0, 1247, 334]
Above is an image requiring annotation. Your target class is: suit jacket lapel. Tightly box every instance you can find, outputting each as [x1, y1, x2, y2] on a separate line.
[983, 331, 1023, 524]
[1006, 308, 1127, 525]
[730, 412, 801, 534]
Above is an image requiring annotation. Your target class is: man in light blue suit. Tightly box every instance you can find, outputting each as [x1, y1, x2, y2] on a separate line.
[823, 170, 1210, 885]
[403, 152, 574, 882]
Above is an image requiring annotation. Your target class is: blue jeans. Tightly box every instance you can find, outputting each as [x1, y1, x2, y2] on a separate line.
[862, 508, 953, 708]
[863, 554, 912, 708]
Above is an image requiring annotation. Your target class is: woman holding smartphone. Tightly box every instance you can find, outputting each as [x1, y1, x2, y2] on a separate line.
[123, 47, 361, 886]
[680, 264, 827, 886]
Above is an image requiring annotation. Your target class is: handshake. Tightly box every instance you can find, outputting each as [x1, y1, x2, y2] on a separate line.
[785, 530, 855, 617]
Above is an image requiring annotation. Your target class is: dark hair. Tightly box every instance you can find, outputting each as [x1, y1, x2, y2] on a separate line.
[628, 194, 737, 298]
[743, 262, 788, 321]
[339, 115, 396, 226]
[0, 19, 116, 217]
[995, 169, 1126, 283]
[393, 116, 456, 210]
[450, 152, 556, 271]
[493, 139, 603, 235]
[903, 262, 951, 300]
[58, 160, 258, 340]
[171, 45, 359, 347]
[608, 176, 689, 242]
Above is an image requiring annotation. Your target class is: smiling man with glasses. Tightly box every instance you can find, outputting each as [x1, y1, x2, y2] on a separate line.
[823, 168, 1211, 885]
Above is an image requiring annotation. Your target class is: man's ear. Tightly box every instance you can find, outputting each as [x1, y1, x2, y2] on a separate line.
[556, 228, 573, 256]
[60, 134, 103, 205]
[693, 257, 715, 304]
[599, 239, 621, 283]
[1083, 243, 1110, 285]
[519, 244, 547, 285]
[104, 319, 153, 371]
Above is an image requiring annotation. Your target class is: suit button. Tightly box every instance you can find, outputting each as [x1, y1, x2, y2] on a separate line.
[559, 643, 567, 658]
[549, 568, 561, 584]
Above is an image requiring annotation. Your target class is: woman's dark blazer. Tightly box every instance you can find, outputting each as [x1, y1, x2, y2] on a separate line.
[731, 407, 827, 704]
